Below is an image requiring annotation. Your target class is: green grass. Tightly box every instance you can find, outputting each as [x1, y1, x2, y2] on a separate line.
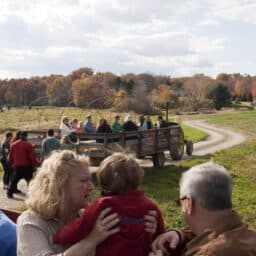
[198, 111, 256, 137]
[139, 140, 256, 229]
[182, 124, 207, 142]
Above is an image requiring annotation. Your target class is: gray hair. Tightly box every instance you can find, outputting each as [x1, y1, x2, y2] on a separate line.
[180, 162, 232, 210]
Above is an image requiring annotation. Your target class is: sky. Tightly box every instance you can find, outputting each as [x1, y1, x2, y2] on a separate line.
[0, 0, 256, 79]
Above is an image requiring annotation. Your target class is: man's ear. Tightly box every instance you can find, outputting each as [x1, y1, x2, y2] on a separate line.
[185, 196, 193, 215]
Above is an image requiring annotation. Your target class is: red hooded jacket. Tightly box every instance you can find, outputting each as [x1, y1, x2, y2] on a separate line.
[54, 191, 165, 256]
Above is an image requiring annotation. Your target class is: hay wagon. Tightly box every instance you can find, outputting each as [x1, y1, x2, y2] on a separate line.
[27, 122, 192, 168]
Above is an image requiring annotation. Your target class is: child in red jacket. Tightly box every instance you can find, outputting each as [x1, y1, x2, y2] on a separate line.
[54, 153, 165, 256]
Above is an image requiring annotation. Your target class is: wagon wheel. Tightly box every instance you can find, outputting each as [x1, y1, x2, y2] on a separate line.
[186, 140, 193, 155]
[170, 128, 185, 160]
[152, 152, 165, 168]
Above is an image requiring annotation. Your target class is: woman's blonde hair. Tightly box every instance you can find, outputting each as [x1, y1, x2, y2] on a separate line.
[61, 116, 69, 124]
[26, 150, 89, 221]
[97, 153, 144, 195]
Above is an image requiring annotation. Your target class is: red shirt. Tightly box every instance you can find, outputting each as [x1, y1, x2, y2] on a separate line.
[9, 139, 39, 167]
[54, 191, 165, 256]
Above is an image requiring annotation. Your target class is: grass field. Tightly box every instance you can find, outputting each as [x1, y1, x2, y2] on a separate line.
[194, 110, 256, 137]
[0, 107, 207, 142]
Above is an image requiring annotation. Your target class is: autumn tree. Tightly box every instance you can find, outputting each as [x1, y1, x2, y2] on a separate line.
[216, 73, 231, 82]
[26, 78, 48, 106]
[154, 75, 171, 87]
[121, 73, 136, 94]
[234, 76, 252, 101]
[111, 89, 131, 111]
[251, 78, 256, 101]
[72, 77, 111, 108]
[234, 79, 246, 99]
[183, 74, 214, 111]
[4, 79, 20, 106]
[69, 67, 93, 81]
[0, 82, 6, 105]
[135, 73, 156, 92]
[47, 76, 71, 106]
[151, 84, 178, 120]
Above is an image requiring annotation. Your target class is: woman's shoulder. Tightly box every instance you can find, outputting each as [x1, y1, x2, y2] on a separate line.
[18, 210, 44, 225]
[17, 210, 58, 228]
[17, 210, 62, 236]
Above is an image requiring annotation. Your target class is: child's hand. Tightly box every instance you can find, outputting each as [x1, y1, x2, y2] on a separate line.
[144, 210, 157, 235]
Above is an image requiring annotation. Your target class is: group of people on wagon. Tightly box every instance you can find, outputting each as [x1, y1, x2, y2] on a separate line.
[59, 114, 170, 143]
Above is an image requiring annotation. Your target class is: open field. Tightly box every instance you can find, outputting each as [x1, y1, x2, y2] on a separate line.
[0, 107, 207, 142]
[185, 110, 256, 138]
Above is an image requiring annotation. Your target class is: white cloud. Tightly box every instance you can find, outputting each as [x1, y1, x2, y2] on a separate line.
[0, 0, 255, 78]
[198, 18, 220, 27]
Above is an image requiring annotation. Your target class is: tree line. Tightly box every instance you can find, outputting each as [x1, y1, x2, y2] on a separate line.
[0, 67, 256, 113]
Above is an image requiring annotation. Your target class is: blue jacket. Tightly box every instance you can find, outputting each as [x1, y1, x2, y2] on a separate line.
[84, 121, 96, 133]
[0, 211, 17, 256]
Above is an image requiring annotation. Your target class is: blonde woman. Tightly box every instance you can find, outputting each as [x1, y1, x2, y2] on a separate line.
[17, 150, 120, 256]
[17, 151, 157, 256]
[59, 116, 77, 142]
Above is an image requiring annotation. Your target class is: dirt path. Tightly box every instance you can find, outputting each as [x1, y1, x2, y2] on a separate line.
[183, 120, 247, 156]
[0, 120, 247, 210]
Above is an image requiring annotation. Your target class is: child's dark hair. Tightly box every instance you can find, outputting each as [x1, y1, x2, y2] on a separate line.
[97, 153, 144, 196]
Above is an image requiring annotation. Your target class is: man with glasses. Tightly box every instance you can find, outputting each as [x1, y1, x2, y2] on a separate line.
[150, 162, 256, 256]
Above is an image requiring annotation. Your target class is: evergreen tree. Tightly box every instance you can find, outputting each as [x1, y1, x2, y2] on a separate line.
[208, 83, 231, 110]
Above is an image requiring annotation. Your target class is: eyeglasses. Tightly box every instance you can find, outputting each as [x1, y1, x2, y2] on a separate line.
[175, 196, 188, 206]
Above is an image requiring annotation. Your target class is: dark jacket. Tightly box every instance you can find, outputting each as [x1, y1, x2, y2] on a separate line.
[96, 124, 112, 143]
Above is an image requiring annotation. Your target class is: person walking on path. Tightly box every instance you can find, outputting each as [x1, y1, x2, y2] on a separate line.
[0, 132, 13, 190]
[7, 131, 39, 199]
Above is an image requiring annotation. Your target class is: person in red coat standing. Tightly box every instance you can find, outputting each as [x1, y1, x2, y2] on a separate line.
[54, 153, 165, 256]
[7, 131, 39, 198]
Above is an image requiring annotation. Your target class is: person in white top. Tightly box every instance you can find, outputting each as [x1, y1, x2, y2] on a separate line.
[59, 116, 76, 138]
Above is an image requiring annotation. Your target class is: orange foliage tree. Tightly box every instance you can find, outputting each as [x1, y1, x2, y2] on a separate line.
[251, 78, 256, 101]
[151, 84, 178, 120]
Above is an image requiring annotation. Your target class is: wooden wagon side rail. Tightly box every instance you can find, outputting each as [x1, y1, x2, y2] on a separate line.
[25, 122, 186, 167]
